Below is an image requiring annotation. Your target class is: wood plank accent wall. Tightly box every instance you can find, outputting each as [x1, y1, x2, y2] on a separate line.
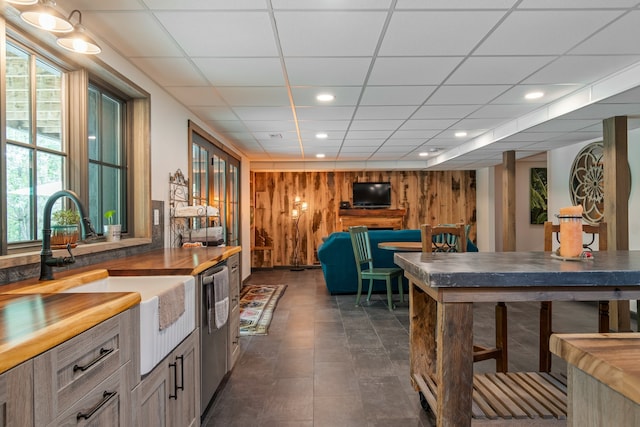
[251, 170, 476, 268]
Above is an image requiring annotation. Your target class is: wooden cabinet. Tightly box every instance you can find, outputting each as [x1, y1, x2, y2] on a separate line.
[338, 208, 406, 230]
[33, 308, 136, 426]
[227, 253, 241, 369]
[0, 360, 33, 427]
[134, 329, 200, 427]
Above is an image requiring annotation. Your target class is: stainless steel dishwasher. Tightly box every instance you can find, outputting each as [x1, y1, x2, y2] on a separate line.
[198, 263, 229, 417]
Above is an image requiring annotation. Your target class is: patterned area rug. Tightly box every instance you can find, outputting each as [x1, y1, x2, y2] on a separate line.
[239, 284, 286, 336]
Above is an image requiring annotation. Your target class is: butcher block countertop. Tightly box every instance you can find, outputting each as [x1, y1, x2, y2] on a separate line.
[0, 245, 241, 374]
[550, 333, 640, 404]
[0, 291, 140, 374]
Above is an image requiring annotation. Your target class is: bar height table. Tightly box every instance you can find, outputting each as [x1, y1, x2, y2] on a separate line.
[393, 250, 640, 427]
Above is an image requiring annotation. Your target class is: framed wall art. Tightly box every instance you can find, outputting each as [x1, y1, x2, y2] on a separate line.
[530, 167, 548, 224]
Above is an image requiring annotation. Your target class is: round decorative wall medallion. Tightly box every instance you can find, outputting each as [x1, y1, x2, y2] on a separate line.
[569, 141, 604, 224]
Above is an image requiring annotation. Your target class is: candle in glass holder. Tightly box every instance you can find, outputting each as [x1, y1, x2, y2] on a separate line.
[559, 205, 583, 258]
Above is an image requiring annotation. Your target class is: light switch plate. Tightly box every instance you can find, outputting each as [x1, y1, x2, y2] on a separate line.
[153, 209, 160, 225]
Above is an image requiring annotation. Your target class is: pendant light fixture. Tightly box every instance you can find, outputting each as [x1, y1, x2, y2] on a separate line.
[20, 0, 73, 33]
[56, 10, 102, 54]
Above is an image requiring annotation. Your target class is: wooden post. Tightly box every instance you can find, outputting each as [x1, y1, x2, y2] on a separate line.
[502, 151, 516, 252]
[603, 116, 631, 331]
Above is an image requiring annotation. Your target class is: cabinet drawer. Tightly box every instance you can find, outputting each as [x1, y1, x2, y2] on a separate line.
[50, 363, 131, 427]
[35, 310, 133, 424]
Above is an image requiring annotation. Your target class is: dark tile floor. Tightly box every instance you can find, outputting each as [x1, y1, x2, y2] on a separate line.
[203, 268, 635, 427]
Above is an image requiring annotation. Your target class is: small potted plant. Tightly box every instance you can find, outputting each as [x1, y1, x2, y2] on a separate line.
[51, 209, 81, 248]
[103, 210, 121, 242]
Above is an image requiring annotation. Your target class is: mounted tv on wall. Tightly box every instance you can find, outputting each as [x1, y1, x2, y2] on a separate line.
[352, 182, 391, 208]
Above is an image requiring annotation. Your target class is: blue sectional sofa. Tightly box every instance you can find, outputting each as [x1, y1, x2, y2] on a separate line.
[317, 229, 420, 295]
[318, 228, 478, 295]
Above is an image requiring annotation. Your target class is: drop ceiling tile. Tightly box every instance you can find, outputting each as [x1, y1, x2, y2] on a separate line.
[354, 106, 417, 120]
[413, 105, 482, 119]
[468, 104, 542, 119]
[399, 119, 458, 130]
[232, 106, 295, 121]
[299, 130, 346, 140]
[82, 12, 183, 57]
[194, 58, 285, 86]
[242, 121, 297, 132]
[297, 121, 351, 131]
[396, 0, 517, 9]
[519, 0, 639, 9]
[285, 58, 372, 86]
[572, 11, 640, 55]
[275, 11, 388, 56]
[360, 86, 436, 106]
[155, 11, 278, 56]
[273, 0, 392, 9]
[291, 87, 362, 106]
[427, 85, 511, 105]
[368, 57, 463, 85]
[296, 106, 356, 120]
[385, 138, 427, 146]
[476, 10, 625, 55]
[491, 84, 582, 104]
[448, 56, 555, 85]
[143, 0, 268, 9]
[525, 55, 640, 85]
[165, 87, 227, 107]
[380, 11, 507, 56]
[349, 120, 405, 131]
[253, 131, 298, 142]
[393, 130, 440, 139]
[129, 57, 208, 86]
[217, 87, 290, 106]
[453, 117, 504, 130]
[345, 130, 395, 139]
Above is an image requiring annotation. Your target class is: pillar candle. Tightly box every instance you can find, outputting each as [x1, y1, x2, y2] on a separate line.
[559, 205, 583, 258]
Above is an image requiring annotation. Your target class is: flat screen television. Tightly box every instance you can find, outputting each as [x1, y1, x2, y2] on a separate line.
[352, 182, 391, 208]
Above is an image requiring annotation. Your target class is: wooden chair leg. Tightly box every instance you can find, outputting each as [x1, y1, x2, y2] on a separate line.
[539, 301, 552, 372]
[598, 300, 609, 333]
[385, 277, 393, 311]
[397, 276, 404, 303]
[495, 302, 508, 373]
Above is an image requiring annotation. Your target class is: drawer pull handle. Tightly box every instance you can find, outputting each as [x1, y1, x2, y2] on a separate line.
[76, 390, 117, 420]
[176, 355, 185, 392]
[73, 347, 114, 372]
[169, 361, 178, 399]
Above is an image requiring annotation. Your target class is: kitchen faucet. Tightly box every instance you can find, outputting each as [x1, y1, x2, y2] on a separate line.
[40, 190, 96, 281]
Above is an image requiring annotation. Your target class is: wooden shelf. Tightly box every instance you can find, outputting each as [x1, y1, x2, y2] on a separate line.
[338, 208, 406, 231]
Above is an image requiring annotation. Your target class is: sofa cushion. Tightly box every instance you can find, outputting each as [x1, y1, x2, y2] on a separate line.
[317, 229, 421, 295]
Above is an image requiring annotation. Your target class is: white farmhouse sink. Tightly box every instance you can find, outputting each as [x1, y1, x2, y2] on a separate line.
[62, 275, 195, 375]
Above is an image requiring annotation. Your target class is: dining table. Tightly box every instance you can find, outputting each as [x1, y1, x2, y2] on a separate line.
[393, 250, 640, 426]
[378, 241, 422, 251]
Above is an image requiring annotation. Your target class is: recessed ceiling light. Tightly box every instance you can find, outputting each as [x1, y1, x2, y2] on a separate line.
[315, 132, 328, 139]
[419, 152, 429, 157]
[525, 91, 544, 100]
[316, 153, 325, 158]
[455, 131, 467, 138]
[316, 94, 335, 102]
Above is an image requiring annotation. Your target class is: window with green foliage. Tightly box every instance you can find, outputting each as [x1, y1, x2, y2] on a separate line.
[4, 42, 65, 245]
[2, 38, 131, 255]
[88, 85, 127, 232]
